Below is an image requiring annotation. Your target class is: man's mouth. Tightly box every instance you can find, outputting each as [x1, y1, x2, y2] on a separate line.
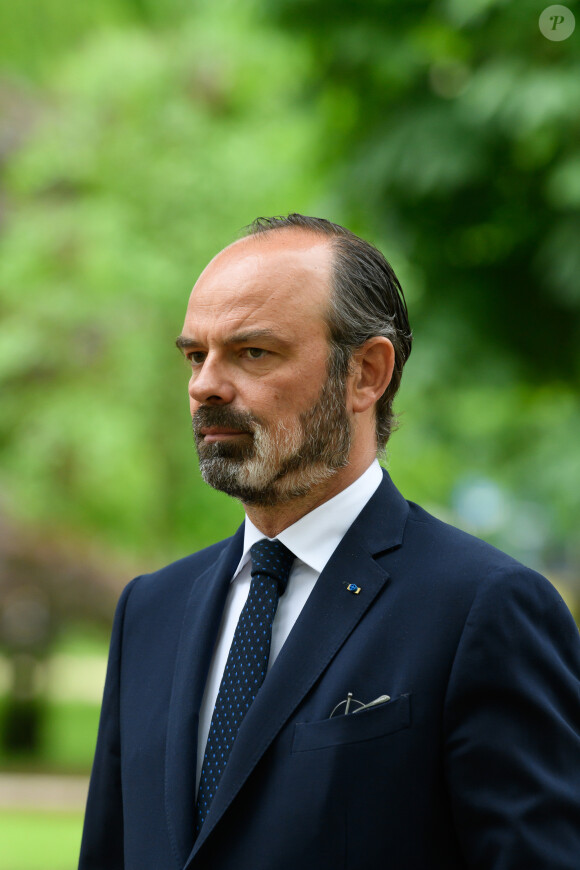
[199, 427, 251, 443]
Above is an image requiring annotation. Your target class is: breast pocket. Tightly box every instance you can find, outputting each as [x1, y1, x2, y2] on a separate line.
[292, 693, 411, 753]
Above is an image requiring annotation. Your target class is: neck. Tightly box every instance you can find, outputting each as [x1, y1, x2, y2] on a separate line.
[243, 456, 376, 538]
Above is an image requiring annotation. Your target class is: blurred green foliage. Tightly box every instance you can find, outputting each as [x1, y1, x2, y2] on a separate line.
[0, 810, 83, 870]
[1, 0, 579, 599]
[0, 697, 100, 772]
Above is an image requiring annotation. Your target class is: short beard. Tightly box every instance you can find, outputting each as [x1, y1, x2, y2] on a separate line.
[191, 368, 352, 507]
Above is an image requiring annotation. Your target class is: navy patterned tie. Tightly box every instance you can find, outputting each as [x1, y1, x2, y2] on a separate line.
[195, 538, 295, 832]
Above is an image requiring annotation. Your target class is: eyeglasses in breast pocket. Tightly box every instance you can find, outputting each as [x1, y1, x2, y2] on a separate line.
[291, 693, 411, 753]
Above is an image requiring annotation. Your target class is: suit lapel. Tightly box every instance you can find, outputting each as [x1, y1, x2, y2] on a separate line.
[164, 526, 244, 868]
[189, 471, 409, 861]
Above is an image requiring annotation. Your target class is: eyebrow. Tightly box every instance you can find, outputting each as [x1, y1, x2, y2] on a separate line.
[175, 328, 289, 352]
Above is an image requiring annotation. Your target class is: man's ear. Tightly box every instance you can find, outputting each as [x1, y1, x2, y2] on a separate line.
[349, 337, 395, 414]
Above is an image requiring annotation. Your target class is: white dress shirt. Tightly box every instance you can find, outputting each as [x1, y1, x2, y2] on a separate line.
[195, 459, 383, 790]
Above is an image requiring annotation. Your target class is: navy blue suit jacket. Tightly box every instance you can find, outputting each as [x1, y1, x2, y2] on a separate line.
[79, 471, 580, 869]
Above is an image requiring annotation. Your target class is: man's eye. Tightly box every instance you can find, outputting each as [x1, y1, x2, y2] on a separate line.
[244, 347, 267, 359]
[188, 351, 206, 365]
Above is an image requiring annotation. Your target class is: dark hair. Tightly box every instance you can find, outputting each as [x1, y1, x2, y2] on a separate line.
[245, 214, 413, 449]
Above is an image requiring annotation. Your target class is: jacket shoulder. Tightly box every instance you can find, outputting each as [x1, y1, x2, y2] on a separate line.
[405, 500, 530, 575]
[388, 500, 579, 663]
[393, 499, 568, 615]
[146, 536, 235, 580]
[123, 534, 240, 610]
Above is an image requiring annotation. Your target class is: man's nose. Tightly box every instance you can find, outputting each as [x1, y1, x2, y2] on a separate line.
[188, 357, 236, 406]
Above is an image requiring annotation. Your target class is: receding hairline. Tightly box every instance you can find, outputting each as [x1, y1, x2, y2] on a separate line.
[234, 223, 335, 254]
[231, 225, 341, 297]
[193, 225, 336, 295]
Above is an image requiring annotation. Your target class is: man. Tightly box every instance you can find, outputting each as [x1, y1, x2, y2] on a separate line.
[79, 214, 580, 869]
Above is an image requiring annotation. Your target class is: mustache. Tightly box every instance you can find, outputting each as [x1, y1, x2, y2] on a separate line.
[192, 405, 260, 437]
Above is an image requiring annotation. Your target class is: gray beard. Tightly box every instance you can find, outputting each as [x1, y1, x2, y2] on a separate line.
[192, 372, 352, 507]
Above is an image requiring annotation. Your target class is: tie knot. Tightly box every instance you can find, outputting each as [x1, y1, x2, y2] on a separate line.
[250, 538, 295, 595]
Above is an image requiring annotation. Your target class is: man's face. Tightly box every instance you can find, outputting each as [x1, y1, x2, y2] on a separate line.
[178, 230, 353, 506]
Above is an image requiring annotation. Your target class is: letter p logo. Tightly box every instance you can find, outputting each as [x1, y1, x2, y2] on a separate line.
[539, 5, 576, 40]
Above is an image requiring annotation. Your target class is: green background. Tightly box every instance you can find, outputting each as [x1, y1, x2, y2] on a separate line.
[1, 0, 578, 866]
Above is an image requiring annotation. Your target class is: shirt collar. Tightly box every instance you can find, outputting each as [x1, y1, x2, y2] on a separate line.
[233, 460, 383, 579]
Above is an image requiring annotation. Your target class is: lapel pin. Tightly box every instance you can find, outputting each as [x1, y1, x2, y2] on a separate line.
[347, 583, 361, 595]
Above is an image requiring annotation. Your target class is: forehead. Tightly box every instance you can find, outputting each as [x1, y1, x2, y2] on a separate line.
[183, 230, 333, 338]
